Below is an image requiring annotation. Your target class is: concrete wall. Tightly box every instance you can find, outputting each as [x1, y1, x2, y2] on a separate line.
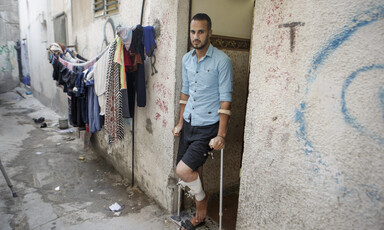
[18, 0, 69, 115]
[0, 0, 20, 93]
[71, 0, 190, 212]
[237, 0, 384, 229]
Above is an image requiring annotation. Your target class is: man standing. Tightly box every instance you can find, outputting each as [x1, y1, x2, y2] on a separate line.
[173, 13, 233, 229]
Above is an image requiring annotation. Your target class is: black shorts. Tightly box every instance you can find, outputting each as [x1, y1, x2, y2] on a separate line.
[176, 119, 219, 171]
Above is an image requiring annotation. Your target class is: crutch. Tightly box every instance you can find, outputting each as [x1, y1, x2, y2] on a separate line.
[0, 159, 17, 197]
[170, 178, 183, 224]
[219, 148, 224, 230]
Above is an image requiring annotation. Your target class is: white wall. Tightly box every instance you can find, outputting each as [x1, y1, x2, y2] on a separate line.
[237, 0, 384, 229]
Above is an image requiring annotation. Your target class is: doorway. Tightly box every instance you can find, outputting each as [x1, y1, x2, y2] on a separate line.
[189, 0, 254, 229]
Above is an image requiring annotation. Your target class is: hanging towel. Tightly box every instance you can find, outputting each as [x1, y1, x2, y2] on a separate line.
[93, 47, 109, 116]
[114, 37, 127, 89]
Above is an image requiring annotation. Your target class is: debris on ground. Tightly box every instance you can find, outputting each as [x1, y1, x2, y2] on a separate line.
[57, 128, 74, 133]
[40, 123, 47, 128]
[113, 212, 121, 216]
[79, 156, 85, 161]
[62, 136, 75, 141]
[33, 117, 45, 123]
[55, 186, 60, 191]
[35, 152, 43, 155]
[109, 202, 124, 212]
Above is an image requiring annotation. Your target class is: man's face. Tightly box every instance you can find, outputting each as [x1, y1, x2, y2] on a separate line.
[190, 20, 212, 50]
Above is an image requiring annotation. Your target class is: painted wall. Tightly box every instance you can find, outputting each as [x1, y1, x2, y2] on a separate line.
[237, 0, 384, 229]
[191, 0, 254, 39]
[71, 0, 190, 212]
[0, 0, 20, 93]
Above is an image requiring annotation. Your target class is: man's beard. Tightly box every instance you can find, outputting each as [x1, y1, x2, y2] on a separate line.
[192, 39, 209, 50]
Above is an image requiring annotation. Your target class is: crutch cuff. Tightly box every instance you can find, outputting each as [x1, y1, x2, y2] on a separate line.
[218, 109, 231, 116]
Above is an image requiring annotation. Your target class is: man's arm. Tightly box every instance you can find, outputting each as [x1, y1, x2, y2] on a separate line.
[173, 93, 189, 136]
[209, 101, 231, 150]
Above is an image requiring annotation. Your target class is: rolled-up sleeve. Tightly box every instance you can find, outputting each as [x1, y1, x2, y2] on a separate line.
[218, 57, 233, 102]
[181, 55, 190, 95]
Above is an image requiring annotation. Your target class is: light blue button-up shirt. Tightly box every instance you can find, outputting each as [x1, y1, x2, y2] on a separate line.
[181, 44, 233, 126]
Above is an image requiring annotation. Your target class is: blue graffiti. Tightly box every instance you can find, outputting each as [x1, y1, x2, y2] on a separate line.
[295, 102, 327, 174]
[341, 64, 384, 146]
[361, 184, 383, 205]
[295, 6, 384, 204]
[380, 86, 384, 122]
[296, 5, 384, 168]
[306, 6, 384, 93]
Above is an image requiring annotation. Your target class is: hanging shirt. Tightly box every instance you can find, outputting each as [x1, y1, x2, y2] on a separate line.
[182, 44, 233, 126]
[93, 48, 109, 115]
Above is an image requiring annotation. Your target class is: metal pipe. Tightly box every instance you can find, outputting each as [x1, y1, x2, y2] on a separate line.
[132, 117, 135, 187]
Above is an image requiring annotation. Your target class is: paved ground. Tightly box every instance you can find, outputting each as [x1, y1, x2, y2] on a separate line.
[0, 87, 184, 230]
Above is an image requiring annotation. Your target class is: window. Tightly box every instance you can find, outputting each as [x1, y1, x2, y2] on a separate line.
[53, 13, 67, 45]
[94, 0, 119, 17]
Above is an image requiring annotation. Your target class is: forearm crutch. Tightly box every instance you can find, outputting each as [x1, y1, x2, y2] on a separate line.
[219, 148, 224, 230]
[170, 178, 182, 223]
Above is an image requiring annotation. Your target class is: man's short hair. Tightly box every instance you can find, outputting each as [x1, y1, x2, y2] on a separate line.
[192, 13, 212, 30]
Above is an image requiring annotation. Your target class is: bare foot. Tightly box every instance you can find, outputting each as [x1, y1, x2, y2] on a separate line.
[195, 192, 209, 223]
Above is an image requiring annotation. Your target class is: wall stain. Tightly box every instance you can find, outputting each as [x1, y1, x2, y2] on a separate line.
[145, 118, 153, 134]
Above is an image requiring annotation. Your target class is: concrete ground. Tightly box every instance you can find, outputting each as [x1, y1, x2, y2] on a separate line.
[0, 87, 194, 230]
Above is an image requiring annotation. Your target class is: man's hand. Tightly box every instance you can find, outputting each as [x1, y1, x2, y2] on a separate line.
[172, 123, 183, 137]
[209, 136, 225, 150]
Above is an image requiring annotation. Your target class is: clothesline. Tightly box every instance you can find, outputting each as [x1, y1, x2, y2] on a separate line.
[49, 40, 112, 72]
[47, 24, 157, 143]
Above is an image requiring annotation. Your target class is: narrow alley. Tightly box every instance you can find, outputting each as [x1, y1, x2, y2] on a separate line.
[0, 87, 178, 230]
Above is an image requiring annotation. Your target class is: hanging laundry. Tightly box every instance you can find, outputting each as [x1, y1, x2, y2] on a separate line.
[105, 39, 124, 142]
[143, 26, 157, 57]
[131, 25, 146, 107]
[92, 48, 109, 116]
[117, 26, 133, 51]
[46, 21, 157, 143]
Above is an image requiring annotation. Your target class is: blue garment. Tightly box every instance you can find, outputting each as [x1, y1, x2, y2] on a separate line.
[182, 44, 233, 126]
[87, 84, 101, 133]
[142, 26, 157, 57]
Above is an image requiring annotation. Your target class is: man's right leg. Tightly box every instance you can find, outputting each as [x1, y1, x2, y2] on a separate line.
[176, 161, 209, 224]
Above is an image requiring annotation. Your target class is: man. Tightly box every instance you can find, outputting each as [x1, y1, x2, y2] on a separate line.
[172, 13, 233, 229]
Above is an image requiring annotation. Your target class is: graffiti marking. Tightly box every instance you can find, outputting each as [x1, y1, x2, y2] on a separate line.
[278, 22, 305, 52]
[341, 64, 384, 146]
